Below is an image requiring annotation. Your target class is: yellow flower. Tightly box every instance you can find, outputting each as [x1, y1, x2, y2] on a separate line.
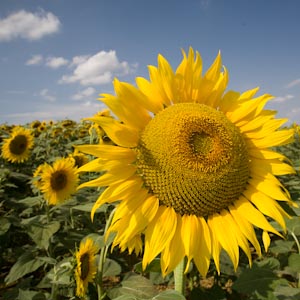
[40, 158, 79, 205]
[68, 149, 89, 168]
[76, 48, 296, 277]
[1, 126, 34, 163]
[74, 238, 98, 298]
[32, 163, 48, 189]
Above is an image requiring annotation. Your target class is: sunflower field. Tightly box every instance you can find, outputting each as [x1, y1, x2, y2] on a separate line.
[0, 118, 299, 300]
[1, 49, 300, 300]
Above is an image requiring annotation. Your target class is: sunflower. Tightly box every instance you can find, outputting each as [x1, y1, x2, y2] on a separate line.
[68, 149, 89, 168]
[74, 238, 98, 298]
[76, 48, 296, 277]
[39, 158, 79, 205]
[1, 126, 34, 163]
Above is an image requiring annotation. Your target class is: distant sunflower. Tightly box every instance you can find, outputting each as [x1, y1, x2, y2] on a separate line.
[40, 158, 79, 205]
[76, 48, 296, 276]
[74, 238, 98, 298]
[68, 149, 89, 168]
[1, 126, 34, 163]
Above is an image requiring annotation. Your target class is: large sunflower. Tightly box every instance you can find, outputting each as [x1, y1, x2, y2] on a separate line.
[1, 126, 34, 163]
[76, 48, 296, 277]
[39, 158, 79, 205]
[74, 238, 98, 298]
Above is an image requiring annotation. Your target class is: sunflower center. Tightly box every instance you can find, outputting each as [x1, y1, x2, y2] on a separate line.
[50, 171, 68, 191]
[9, 135, 27, 155]
[80, 253, 90, 280]
[136, 103, 250, 217]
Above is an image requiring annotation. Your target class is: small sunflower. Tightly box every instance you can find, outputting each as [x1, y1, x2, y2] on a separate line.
[77, 48, 296, 277]
[68, 149, 89, 168]
[1, 126, 34, 163]
[40, 158, 79, 205]
[74, 238, 98, 298]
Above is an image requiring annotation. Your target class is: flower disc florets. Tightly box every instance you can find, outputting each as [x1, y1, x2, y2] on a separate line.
[136, 102, 250, 217]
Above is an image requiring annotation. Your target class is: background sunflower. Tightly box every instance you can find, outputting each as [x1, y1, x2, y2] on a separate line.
[1, 126, 34, 163]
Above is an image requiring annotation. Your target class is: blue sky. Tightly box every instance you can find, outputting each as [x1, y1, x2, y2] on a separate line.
[1, 0, 300, 125]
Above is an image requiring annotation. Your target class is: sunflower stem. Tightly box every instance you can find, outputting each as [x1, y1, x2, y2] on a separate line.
[174, 258, 186, 296]
[290, 231, 300, 288]
[97, 208, 116, 300]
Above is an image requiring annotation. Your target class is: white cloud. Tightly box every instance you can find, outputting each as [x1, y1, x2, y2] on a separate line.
[72, 87, 96, 100]
[0, 101, 105, 124]
[46, 57, 69, 69]
[40, 89, 56, 102]
[60, 50, 135, 86]
[26, 54, 43, 65]
[69, 55, 90, 67]
[0, 10, 60, 41]
[273, 94, 294, 103]
[285, 78, 300, 89]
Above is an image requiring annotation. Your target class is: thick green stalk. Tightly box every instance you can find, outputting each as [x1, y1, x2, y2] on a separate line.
[174, 259, 186, 296]
[97, 208, 116, 300]
[291, 231, 300, 288]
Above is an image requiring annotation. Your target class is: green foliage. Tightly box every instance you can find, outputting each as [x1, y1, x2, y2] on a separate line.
[0, 121, 300, 300]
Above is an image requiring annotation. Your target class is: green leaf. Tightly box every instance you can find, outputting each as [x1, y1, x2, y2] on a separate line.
[103, 258, 122, 277]
[286, 217, 300, 235]
[269, 240, 295, 255]
[0, 217, 11, 235]
[189, 285, 225, 300]
[274, 285, 300, 300]
[232, 261, 278, 296]
[27, 221, 60, 249]
[17, 289, 46, 300]
[72, 202, 108, 213]
[5, 250, 46, 284]
[108, 274, 157, 299]
[18, 196, 43, 207]
[288, 253, 300, 273]
[153, 290, 186, 299]
[135, 258, 161, 274]
[112, 296, 138, 300]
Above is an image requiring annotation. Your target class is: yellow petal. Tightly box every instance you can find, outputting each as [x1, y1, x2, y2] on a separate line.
[234, 196, 281, 236]
[75, 144, 136, 161]
[208, 211, 239, 270]
[242, 118, 287, 139]
[223, 87, 258, 115]
[250, 157, 295, 176]
[143, 206, 177, 269]
[161, 215, 185, 276]
[243, 185, 288, 231]
[85, 116, 139, 147]
[207, 215, 222, 274]
[181, 215, 201, 272]
[135, 77, 164, 114]
[78, 164, 136, 189]
[223, 211, 252, 266]
[249, 177, 291, 202]
[112, 79, 152, 129]
[247, 129, 294, 148]
[229, 94, 272, 124]
[239, 110, 276, 132]
[193, 217, 211, 277]
[91, 176, 143, 220]
[158, 54, 176, 102]
[148, 65, 172, 106]
[262, 231, 271, 252]
[229, 205, 262, 257]
[121, 195, 159, 242]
